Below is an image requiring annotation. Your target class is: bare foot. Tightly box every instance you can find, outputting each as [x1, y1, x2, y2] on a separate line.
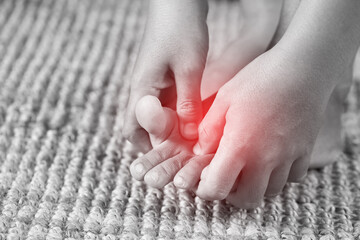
[307, 69, 352, 169]
[129, 95, 212, 189]
[201, 0, 282, 99]
[269, 0, 353, 170]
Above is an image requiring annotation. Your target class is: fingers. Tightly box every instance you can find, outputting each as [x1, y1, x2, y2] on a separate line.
[129, 142, 176, 181]
[264, 163, 292, 197]
[173, 154, 213, 189]
[193, 92, 228, 155]
[122, 128, 152, 153]
[287, 155, 310, 183]
[135, 95, 176, 146]
[194, 123, 246, 201]
[144, 152, 191, 188]
[226, 165, 272, 209]
[174, 67, 203, 140]
[200, 41, 258, 100]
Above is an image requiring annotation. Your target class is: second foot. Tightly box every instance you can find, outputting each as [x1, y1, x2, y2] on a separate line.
[309, 75, 352, 169]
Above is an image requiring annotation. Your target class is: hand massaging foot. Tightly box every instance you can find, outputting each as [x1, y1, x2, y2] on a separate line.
[129, 95, 214, 189]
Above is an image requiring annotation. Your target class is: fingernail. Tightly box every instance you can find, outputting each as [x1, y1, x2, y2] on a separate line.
[135, 163, 144, 174]
[193, 143, 201, 155]
[298, 174, 307, 181]
[174, 176, 185, 188]
[184, 123, 198, 138]
[267, 192, 280, 198]
[148, 171, 159, 183]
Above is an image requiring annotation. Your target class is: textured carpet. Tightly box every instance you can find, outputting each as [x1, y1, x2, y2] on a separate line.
[0, 0, 360, 239]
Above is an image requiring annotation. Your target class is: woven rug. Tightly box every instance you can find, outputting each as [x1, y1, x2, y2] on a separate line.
[0, 0, 360, 239]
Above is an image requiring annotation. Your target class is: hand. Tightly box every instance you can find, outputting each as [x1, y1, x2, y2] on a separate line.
[192, 45, 338, 208]
[123, 0, 209, 152]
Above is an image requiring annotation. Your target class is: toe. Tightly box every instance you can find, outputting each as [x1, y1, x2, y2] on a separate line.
[264, 164, 291, 197]
[135, 95, 175, 146]
[144, 152, 190, 188]
[130, 142, 177, 181]
[173, 154, 213, 189]
[226, 165, 271, 209]
[288, 155, 310, 182]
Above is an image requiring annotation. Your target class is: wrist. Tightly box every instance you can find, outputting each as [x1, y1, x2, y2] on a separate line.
[149, 0, 208, 23]
[274, 0, 360, 86]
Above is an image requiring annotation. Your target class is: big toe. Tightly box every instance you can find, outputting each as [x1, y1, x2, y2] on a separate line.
[136, 95, 175, 146]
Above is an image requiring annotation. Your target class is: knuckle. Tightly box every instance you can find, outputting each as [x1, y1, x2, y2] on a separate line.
[174, 155, 188, 169]
[159, 161, 177, 178]
[216, 87, 229, 102]
[177, 100, 200, 117]
[147, 149, 164, 166]
[261, 156, 278, 169]
[159, 156, 187, 178]
[216, 87, 226, 97]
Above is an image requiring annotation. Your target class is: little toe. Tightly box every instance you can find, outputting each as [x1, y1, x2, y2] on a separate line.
[144, 152, 191, 188]
[174, 154, 213, 189]
[136, 95, 175, 146]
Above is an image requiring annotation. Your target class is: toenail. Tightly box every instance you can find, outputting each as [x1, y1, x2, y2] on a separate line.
[174, 176, 185, 188]
[148, 171, 159, 183]
[193, 143, 201, 155]
[184, 123, 198, 137]
[135, 163, 145, 174]
[200, 166, 209, 180]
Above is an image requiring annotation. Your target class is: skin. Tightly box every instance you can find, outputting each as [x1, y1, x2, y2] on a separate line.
[193, 0, 360, 208]
[123, 0, 209, 152]
[130, 95, 213, 189]
[129, 0, 284, 195]
[126, 0, 360, 209]
[201, 0, 283, 99]
[123, 0, 282, 150]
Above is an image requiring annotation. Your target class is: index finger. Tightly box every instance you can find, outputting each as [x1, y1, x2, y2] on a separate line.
[194, 121, 248, 201]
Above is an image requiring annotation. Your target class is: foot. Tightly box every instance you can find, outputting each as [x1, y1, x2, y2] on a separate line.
[267, 0, 353, 170]
[201, 0, 282, 99]
[307, 70, 352, 169]
[129, 95, 212, 189]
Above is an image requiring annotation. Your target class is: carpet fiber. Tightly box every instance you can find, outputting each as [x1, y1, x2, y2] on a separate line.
[0, 0, 360, 239]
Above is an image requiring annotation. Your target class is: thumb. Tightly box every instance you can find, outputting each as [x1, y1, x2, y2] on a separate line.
[175, 70, 203, 140]
[135, 95, 175, 146]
